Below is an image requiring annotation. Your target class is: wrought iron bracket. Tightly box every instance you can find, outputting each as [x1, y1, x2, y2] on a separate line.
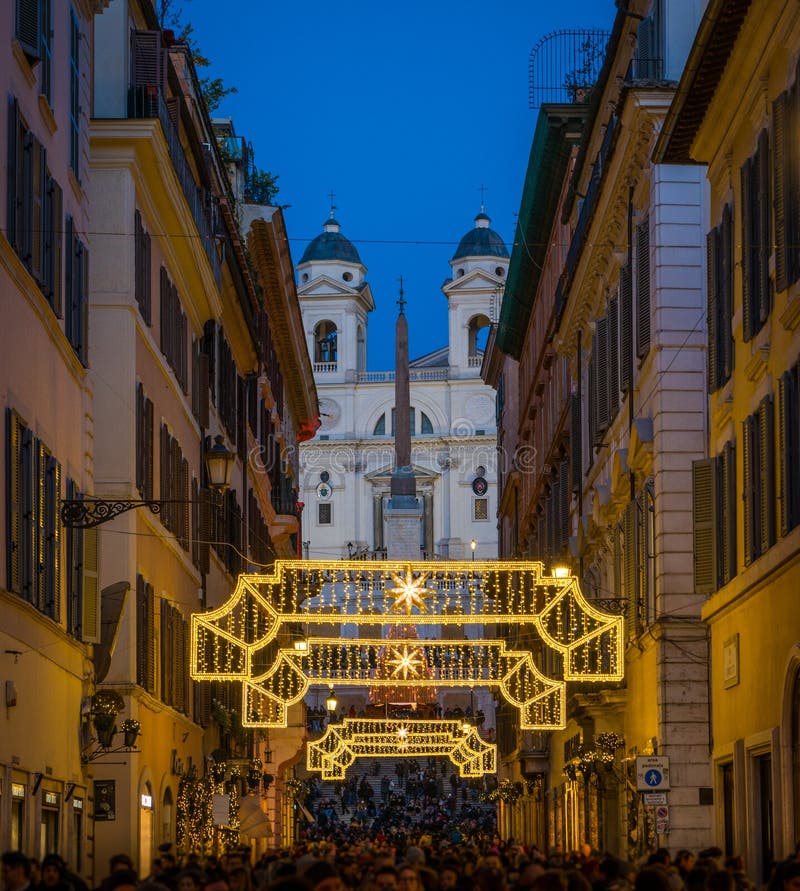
[61, 499, 175, 529]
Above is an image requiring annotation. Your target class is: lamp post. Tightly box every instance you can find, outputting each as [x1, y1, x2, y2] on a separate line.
[60, 434, 235, 528]
[325, 688, 338, 723]
[470, 539, 477, 561]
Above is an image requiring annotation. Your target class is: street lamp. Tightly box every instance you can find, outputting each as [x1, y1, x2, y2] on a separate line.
[470, 539, 477, 560]
[60, 434, 235, 528]
[325, 687, 338, 716]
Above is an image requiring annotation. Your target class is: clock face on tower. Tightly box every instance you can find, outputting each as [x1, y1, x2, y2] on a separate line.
[318, 398, 341, 430]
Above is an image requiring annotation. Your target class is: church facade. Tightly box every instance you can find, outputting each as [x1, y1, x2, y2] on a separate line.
[297, 212, 508, 562]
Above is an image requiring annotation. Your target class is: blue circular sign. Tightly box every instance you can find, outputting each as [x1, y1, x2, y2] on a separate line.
[644, 769, 662, 787]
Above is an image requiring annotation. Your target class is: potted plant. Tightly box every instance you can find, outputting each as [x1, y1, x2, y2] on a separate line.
[91, 691, 124, 748]
[121, 718, 141, 748]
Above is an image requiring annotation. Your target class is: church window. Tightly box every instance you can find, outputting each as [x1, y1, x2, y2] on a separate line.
[456, 268, 465, 277]
[473, 498, 489, 521]
[495, 267, 505, 277]
[468, 314, 491, 359]
[314, 321, 338, 364]
[373, 414, 386, 436]
[343, 271, 353, 282]
[420, 412, 433, 435]
[318, 503, 332, 525]
[302, 273, 308, 282]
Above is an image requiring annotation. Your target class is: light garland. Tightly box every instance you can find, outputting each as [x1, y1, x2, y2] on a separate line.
[307, 718, 497, 780]
[190, 560, 624, 733]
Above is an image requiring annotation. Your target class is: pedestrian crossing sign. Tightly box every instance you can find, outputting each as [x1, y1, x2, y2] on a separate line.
[636, 755, 670, 791]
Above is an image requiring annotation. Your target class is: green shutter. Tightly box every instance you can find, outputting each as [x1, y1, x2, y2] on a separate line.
[620, 264, 633, 391]
[706, 226, 719, 393]
[692, 458, 718, 594]
[636, 218, 651, 359]
[773, 91, 790, 292]
[741, 158, 754, 342]
[759, 395, 775, 554]
[6, 410, 22, 593]
[608, 295, 619, 423]
[757, 129, 772, 327]
[80, 525, 100, 642]
[720, 442, 736, 585]
[742, 415, 754, 565]
[721, 205, 734, 383]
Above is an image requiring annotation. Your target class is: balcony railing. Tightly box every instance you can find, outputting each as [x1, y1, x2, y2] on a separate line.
[314, 361, 338, 374]
[467, 355, 483, 367]
[127, 86, 221, 286]
[355, 368, 449, 383]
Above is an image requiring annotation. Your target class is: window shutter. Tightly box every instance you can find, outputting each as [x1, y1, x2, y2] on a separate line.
[742, 415, 755, 565]
[130, 30, 165, 93]
[559, 460, 569, 550]
[596, 316, 609, 434]
[741, 158, 754, 341]
[160, 423, 169, 504]
[778, 367, 800, 535]
[759, 395, 775, 554]
[65, 216, 74, 340]
[160, 266, 169, 358]
[570, 392, 582, 493]
[34, 442, 47, 610]
[620, 264, 633, 391]
[144, 397, 154, 501]
[80, 526, 100, 642]
[757, 129, 772, 327]
[44, 175, 62, 314]
[7, 97, 20, 251]
[191, 476, 200, 569]
[136, 574, 146, 684]
[79, 241, 89, 365]
[624, 500, 638, 640]
[720, 442, 737, 586]
[636, 218, 651, 359]
[608, 294, 619, 422]
[721, 205, 734, 383]
[136, 383, 144, 496]
[44, 455, 61, 621]
[146, 582, 156, 694]
[199, 487, 212, 574]
[692, 458, 718, 594]
[589, 338, 600, 447]
[180, 456, 189, 550]
[15, 0, 40, 61]
[31, 138, 45, 283]
[161, 599, 172, 706]
[6, 410, 23, 593]
[773, 91, 791, 292]
[20, 426, 35, 602]
[21, 131, 34, 267]
[706, 226, 719, 393]
[197, 353, 209, 428]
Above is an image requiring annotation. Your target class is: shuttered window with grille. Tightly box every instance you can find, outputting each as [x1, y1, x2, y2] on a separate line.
[741, 130, 772, 341]
[6, 410, 61, 621]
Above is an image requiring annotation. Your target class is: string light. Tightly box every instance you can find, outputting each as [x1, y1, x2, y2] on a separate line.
[307, 718, 497, 780]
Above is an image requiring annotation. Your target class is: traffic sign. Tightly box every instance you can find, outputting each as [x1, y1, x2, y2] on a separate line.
[644, 792, 667, 806]
[636, 756, 670, 791]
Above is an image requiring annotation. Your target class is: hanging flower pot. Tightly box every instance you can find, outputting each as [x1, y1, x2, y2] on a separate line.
[121, 719, 141, 748]
[94, 714, 117, 749]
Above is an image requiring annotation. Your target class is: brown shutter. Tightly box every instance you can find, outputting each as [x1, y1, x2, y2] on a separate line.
[742, 415, 754, 565]
[620, 264, 633, 391]
[608, 294, 619, 422]
[773, 90, 791, 292]
[21, 131, 34, 267]
[198, 353, 209, 428]
[81, 525, 100, 642]
[44, 175, 63, 314]
[706, 226, 719, 393]
[144, 397, 154, 501]
[721, 205, 734, 383]
[624, 500, 638, 640]
[636, 218, 651, 359]
[596, 316, 609, 434]
[199, 488, 211, 574]
[757, 129, 772, 327]
[15, 0, 41, 61]
[130, 30, 165, 93]
[7, 97, 20, 251]
[6, 411, 23, 593]
[720, 442, 736, 586]
[180, 456, 190, 550]
[692, 458, 718, 594]
[30, 138, 45, 283]
[160, 599, 171, 706]
[44, 455, 61, 621]
[779, 371, 791, 537]
[35, 441, 47, 610]
[136, 383, 144, 496]
[741, 158, 754, 341]
[79, 240, 89, 365]
[136, 574, 146, 685]
[570, 392, 582, 493]
[759, 395, 775, 554]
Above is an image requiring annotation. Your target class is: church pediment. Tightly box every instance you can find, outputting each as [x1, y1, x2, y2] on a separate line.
[442, 268, 505, 293]
[364, 462, 440, 483]
[299, 275, 361, 298]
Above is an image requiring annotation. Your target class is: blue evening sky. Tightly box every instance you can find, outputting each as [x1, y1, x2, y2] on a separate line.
[187, 0, 616, 369]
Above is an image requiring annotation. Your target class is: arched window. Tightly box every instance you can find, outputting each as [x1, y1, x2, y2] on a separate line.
[357, 325, 366, 371]
[373, 414, 386, 436]
[421, 412, 433, 435]
[467, 314, 491, 360]
[314, 320, 338, 364]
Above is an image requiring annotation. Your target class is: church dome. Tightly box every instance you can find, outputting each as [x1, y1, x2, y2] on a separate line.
[451, 212, 509, 261]
[298, 218, 362, 265]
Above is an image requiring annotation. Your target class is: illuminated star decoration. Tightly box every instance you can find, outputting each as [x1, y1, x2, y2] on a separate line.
[396, 724, 409, 750]
[387, 570, 434, 614]
[387, 645, 425, 680]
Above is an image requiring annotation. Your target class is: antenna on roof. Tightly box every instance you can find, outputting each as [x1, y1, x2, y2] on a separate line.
[328, 189, 337, 218]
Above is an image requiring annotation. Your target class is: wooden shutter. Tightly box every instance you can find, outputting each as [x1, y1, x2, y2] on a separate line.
[636, 219, 651, 359]
[160, 266, 169, 359]
[34, 441, 47, 610]
[759, 395, 775, 554]
[589, 338, 599, 447]
[136, 574, 146, 684]
[6, 410, 23, 593]
[558, 460, 569, 550]
[624, 500, 638, 640]
[160, 423, 169, 504]
[180, 456, 189, 551]
[774, 90, 791, 292]
[741, 157, 754, 341]
[596, 316, 609, 434]
[20, 426, 35, 602]
[757, 129, 772, 327]
[692, 458, 718, 594]
[570, 392, 582, 493]
[144, 396, 154, 501]
[15, 0, 40, 61]
[720, 442, 736, 586]
[78, 240, 89, 365]
[136, 383, 144, 496]
[720, 205, 734, 383]
[608, 294, 619, 422]
[197, 353, 209, 428]
[44, 455, 61, 621]
[742, 415, 755, 565]
[146, 582, 156, 693]
[44, 175, 62, 313]
[199, 487, 211, 574]
[191, 476, 200, 569]
[160, 599, 172, 706]
[620, 264, 633, 391]
[130, 30, 165, 93]
[706, 227, 719, 393]
[31, 138, 45, 283]
[7, 97, 20, 252]
[80, 526, 100, 642]
[778, 368, 800, 535]
[21, 131, 34, 267]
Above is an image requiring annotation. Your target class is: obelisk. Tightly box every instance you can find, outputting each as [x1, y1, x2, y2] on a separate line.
[385, 279, 423, 560]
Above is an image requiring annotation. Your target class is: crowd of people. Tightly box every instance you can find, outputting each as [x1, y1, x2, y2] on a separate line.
[4, 838, 800, 891]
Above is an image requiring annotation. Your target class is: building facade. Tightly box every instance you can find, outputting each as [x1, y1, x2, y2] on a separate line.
[298, 213, 506, 564]
[658, 0, 800, 874]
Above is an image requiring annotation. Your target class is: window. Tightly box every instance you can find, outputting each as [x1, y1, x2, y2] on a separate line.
[64, 481, 99, 643]
[7, 98, 63, 311]
[314, 320, 338, 364]
[65, 216, 89, 364]
[707, 206, 734, 392]
[741, 130, 772, 340]
[135, 383, 154, 500]
[160, 599, 189, 713]
[589, 299, 620, 446]
[217, 328, 238, 442]
[40, 0, 52, 104]
[136, 574, 156, 693]
[420, 412, 433, 435]
[373, 414, 386, 436]
[134, 210, 152, 325]
[14, 0, 40, 63]
[778, 359, 800, 535]
[619, 264, 633, 391]
[774, 79, 800, 291]
[692, 442, 736, 594]
[318, 503, 332, 525]
[159, 425, 189, 550]
[473, 498, 488, 521]
[69, 8, 80, 176]
[6, 410, 61, 620]
[743, 396, 776, 565]
[160, 267, 188, 392]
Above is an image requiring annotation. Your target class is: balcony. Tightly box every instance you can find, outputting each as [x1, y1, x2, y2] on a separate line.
[314, 361, 338, 374]
[468, 355, 483, 368]
[355, 368, 449, 383]
[127, 86, 221, 286]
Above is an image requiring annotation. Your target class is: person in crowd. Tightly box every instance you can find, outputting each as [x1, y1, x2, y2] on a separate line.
[2, 853, 33, 891]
